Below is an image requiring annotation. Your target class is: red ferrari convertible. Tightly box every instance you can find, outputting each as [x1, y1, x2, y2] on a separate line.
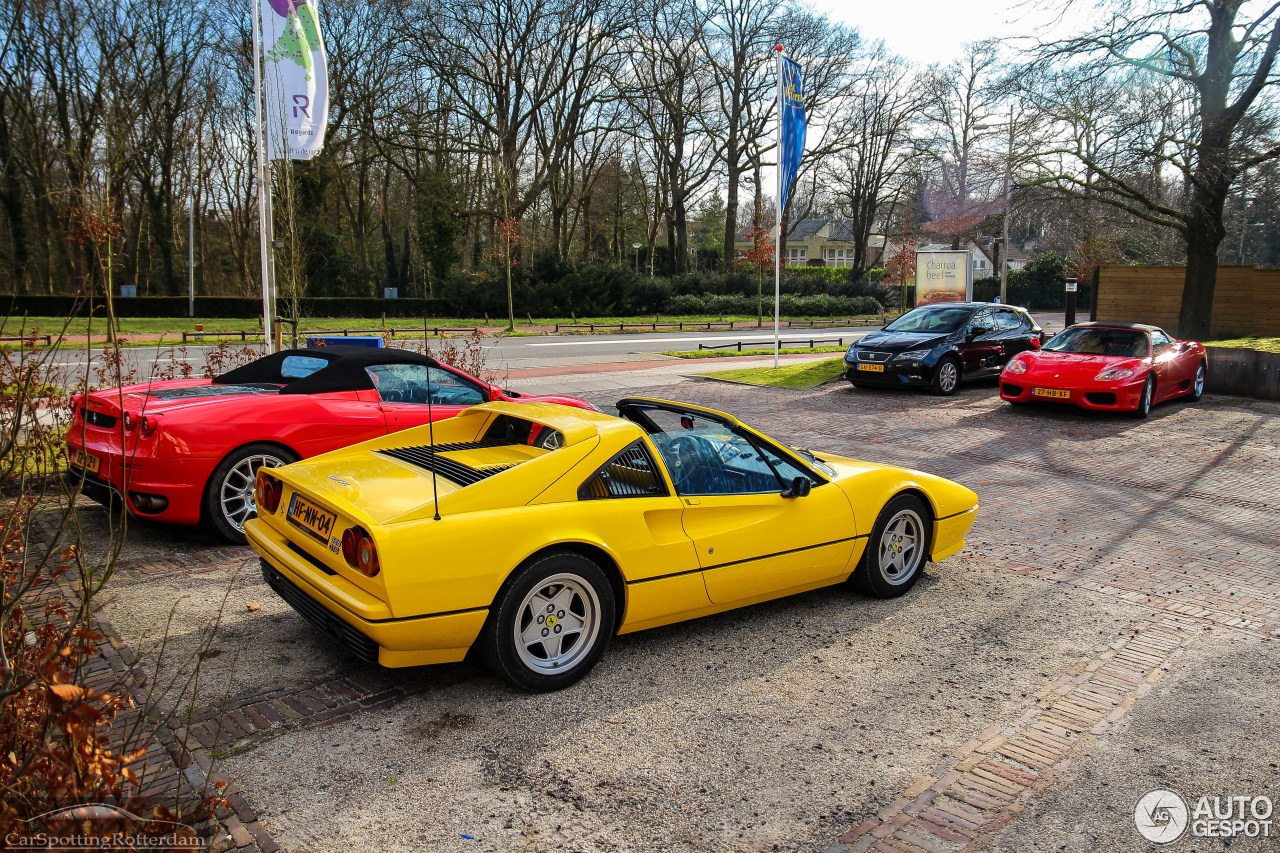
[1000, 322, 1206, 417]
[65, 346, 594, 542]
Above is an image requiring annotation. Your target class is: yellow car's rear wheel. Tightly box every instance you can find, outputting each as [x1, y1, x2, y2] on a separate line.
[480, 552, 615, 691]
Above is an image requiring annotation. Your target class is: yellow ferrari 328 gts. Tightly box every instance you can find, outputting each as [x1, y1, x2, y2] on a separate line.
[245, 397, 978, 691]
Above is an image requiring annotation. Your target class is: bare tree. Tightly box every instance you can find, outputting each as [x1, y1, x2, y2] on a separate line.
[1030, 0, 1280, 338]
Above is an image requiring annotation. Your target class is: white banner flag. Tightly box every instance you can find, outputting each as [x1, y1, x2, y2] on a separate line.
[259, 0, 328, 160]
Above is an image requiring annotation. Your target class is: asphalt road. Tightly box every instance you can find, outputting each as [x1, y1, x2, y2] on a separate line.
[40, 325, 881, 383]
[37, 311, 1089, 384]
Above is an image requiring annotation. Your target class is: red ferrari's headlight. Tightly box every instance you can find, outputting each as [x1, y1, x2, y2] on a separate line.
[341, 526, 380, 577]
[254, 472, 283, 515]
[1004, 359, 1028, 375]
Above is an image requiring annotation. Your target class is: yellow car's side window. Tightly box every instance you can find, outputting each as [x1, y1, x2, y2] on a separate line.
[577, 441, 668, 500]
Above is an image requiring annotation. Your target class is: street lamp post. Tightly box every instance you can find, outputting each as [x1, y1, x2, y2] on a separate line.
[999, 104, 1014, 305]
[1238, 222, 1264, 265]
[633, 242, 642, 274]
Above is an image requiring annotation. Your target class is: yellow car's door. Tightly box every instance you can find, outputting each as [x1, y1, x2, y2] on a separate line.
[649, 426, 858, 605]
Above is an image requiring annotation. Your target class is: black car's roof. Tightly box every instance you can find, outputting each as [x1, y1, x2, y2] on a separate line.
[213, 345, 443, 395]
[909, 302, 1029, 311]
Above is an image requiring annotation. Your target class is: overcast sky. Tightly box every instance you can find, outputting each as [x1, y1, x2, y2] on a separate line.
[809, 0, 1096, 65]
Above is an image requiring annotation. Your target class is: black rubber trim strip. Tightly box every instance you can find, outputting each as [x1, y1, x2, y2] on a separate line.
[627, 534, 868, 585]
[363, 604, 489, 624]
[937, 506, 978, 521]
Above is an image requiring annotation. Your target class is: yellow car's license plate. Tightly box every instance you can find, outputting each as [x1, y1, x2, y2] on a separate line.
[75, 451, 101, 474]
[288, 494, 337, 541]
[1032, 387, 1070, 399]
[857, 363, 885, 373]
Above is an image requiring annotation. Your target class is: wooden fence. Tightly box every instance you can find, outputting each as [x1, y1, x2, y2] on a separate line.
[1096, 266, 1280, 337]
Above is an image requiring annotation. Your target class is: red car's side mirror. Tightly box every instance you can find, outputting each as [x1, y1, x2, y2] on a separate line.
[1028, 337, 1041, 350]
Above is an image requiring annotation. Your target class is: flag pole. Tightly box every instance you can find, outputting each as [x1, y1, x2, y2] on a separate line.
[774, 44, 783, 369]
[251, 0, 274, 354]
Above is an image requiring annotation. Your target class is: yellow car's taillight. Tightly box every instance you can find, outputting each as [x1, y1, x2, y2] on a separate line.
[341, 526, 380, 577]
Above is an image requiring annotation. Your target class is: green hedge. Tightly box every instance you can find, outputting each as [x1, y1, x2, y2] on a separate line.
[4, 266, 886, 320]
[1, 294, 457, 319]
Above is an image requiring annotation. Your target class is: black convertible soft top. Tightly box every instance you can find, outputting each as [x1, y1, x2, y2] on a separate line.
[213, 346, 443, 395]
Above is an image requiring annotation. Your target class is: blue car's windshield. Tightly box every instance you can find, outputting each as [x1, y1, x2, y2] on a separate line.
[882, 306, 971, 334]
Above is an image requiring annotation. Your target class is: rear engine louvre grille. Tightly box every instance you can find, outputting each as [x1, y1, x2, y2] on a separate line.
[422, 439, 508, 453]
[376, 445, 514, 486]
[260, 561, 378, 663]
[80, 408, 117, 428]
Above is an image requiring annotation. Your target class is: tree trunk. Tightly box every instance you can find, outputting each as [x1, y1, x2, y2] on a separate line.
[722, 153, 741, 267]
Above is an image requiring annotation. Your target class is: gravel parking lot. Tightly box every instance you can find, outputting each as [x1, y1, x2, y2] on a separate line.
[77, 377, 1279, 852]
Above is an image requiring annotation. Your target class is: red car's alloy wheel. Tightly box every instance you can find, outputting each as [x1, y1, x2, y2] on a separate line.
[204, 443, 299, 542]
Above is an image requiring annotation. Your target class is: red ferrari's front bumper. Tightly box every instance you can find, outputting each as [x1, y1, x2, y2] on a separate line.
[999, 376, 1147, 411]
[65, 433, 216, 525]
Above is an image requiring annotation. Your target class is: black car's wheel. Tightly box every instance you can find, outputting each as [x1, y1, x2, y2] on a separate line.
[930, 357, 961, 396]
[852, 494, 932, 598]
[203, 442, 298, 543]
[1188, 361, 1206, 401]
[479, 551, 615, 692]
[1132, 375, 1155, 419]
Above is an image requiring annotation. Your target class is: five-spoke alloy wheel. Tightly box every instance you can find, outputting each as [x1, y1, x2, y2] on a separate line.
[854, 494, 932, 598]
[481, 552, 615, 691]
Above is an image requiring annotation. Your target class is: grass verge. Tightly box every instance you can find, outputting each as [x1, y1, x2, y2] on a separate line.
[703, 358, 846, 389]
[1205, 336, 1280, 353]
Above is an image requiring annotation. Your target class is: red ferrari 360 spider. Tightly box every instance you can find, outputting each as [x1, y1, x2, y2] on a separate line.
[999, 322, 1206, 417]
[65, 346, 594, 542]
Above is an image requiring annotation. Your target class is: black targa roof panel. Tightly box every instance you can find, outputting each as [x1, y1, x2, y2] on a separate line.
[212, 346, 442, 395]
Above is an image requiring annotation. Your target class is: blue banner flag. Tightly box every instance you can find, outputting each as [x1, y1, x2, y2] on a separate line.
[778, 55, 807, 212]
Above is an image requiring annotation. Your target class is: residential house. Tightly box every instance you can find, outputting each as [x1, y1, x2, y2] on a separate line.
[733, 217, 887, 269]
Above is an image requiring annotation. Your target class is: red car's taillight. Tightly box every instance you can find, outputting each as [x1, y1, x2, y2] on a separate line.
[139, 414, 160, 436]
[341, 526, 380, 577]
[123, 411, 137, 431]
[254, 472, 283, 515]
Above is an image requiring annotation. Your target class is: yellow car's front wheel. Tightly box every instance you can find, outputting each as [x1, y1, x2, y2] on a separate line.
[853, 494, 932, 598]
[479, 552, 615, 691]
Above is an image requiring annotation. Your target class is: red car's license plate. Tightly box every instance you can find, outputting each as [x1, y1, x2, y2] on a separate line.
[1032, 387, 1070, 399]
[287, 494, 337, 542]
[74, 450, 101, 474]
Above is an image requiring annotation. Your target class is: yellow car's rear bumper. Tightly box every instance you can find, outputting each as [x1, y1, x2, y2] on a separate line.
[247, 519, 487, 668]
[931, 504, 978, 562]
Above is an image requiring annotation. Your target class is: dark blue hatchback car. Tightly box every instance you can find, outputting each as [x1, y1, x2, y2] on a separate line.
[845, 303, 1044, 395]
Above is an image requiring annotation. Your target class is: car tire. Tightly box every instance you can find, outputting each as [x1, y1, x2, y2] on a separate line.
[930, 357, 961, 396]
[852, 493, 932, 598]
[203, 442, 299, 543]
[479, 551, 615, 692]
[1188, 361, 1206, 401]
[1132, 375, 1155, 419]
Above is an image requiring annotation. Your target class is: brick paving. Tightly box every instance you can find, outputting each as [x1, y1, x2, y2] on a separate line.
[825, 615, 1203, 853]
[47, 377, 1280, 851]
